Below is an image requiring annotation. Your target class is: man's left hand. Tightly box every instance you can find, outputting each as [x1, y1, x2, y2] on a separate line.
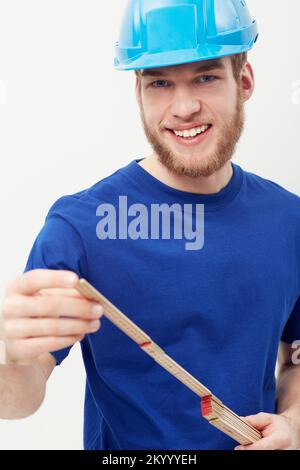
[234, 412, 299, 450]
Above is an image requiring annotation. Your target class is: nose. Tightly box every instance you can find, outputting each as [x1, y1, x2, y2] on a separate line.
[170, 88, 201, 120]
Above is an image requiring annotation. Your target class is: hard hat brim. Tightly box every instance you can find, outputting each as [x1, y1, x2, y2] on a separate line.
[115, 43, 255, 71]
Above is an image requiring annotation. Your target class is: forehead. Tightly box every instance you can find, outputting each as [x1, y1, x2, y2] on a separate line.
[140, 57, 229, 78]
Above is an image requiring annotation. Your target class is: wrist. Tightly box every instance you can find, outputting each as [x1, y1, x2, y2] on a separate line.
[5, 348, 36, 367]
[280, 409, 300, 448]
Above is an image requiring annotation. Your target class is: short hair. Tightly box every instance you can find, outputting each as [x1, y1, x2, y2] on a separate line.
[230, 52, 248, 82]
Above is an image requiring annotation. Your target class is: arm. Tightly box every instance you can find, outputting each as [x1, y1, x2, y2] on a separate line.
[235, 341, 300, 450]
[0, 352, 56, 419]
[0, 269, 103, 420]
[275, 341, 300, 443]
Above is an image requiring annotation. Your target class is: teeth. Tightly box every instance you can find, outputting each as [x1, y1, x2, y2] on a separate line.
[174, 125, 210, 138]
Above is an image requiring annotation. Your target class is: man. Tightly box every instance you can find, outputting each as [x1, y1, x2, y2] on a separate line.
[1, 0, 300, 450]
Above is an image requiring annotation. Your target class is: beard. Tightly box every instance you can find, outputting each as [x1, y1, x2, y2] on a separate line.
[139, 85, 245, 178]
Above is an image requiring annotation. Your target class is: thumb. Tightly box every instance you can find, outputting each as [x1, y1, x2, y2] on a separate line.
[241, 412, 273, 431]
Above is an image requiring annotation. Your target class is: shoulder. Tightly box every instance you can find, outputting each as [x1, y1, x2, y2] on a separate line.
[46, 166, 126, 221]
[241, 166, 300, 216]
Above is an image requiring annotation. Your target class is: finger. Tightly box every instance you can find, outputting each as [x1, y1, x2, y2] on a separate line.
[4, 295, 104, 320]
[36, 288, 84, 299]
[242, 412, 273, 430]
[235, 435, 282, 451]
[7, 269, 79, 296]
[5, 318, 101, 339]
[8, 335, 85, 361]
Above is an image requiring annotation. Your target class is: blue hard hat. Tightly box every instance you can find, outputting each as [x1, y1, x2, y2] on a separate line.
[114, 0, 258, 71]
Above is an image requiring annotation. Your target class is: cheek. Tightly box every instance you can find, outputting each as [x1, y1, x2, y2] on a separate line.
[143, 105, 165, 128]
[142, 92, 169, 125]
[205, 84, 238, 118]
[209, 98, 236, 125]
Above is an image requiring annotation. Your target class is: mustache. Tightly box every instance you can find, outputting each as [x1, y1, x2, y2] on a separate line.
[162, 121, 213, 129]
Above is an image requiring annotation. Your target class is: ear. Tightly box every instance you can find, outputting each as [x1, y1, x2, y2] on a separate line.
[240, 61, 255, 102]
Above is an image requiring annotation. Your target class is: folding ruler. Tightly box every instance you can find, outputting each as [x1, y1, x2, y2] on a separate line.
[75, 278, 261, 446]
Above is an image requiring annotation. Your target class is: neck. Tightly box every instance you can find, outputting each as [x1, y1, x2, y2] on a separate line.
[138, 154, 234, 195]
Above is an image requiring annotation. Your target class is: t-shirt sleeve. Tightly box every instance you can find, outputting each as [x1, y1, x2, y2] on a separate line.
[23, 214, 88, 365]
[281, 295, 300, 344]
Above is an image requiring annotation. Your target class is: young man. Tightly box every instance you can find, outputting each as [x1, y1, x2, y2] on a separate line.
[1, 0, 300, 450]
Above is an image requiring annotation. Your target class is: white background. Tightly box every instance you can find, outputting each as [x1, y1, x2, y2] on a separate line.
[0, 0, 299, 449]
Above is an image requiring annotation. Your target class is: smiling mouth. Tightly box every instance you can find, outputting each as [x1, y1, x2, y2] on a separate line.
[166, 124, 213, 145]
[169, 124, 212, 137]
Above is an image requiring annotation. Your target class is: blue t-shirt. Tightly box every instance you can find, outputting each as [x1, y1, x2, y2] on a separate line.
[23, 158, 300, 450]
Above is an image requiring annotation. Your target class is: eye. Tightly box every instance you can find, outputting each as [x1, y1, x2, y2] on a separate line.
[198, 75, 216, 83]
[151, 80, 169, 88]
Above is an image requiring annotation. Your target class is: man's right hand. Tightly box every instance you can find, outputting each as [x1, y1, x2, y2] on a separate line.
[1, 269, 104, 365]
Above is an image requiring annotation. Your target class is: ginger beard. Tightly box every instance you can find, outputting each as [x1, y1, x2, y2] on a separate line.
[138, 84, 245, 178]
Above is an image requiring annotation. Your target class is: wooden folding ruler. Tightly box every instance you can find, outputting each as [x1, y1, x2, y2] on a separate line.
[75, 278, 261, 446]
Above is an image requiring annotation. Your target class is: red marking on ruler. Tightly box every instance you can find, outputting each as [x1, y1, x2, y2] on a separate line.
[201, 396, 213, 417]
[140, 342, 152, 348]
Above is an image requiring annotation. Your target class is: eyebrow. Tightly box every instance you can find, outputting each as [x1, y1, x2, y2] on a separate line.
[140, 60, 226, 78]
